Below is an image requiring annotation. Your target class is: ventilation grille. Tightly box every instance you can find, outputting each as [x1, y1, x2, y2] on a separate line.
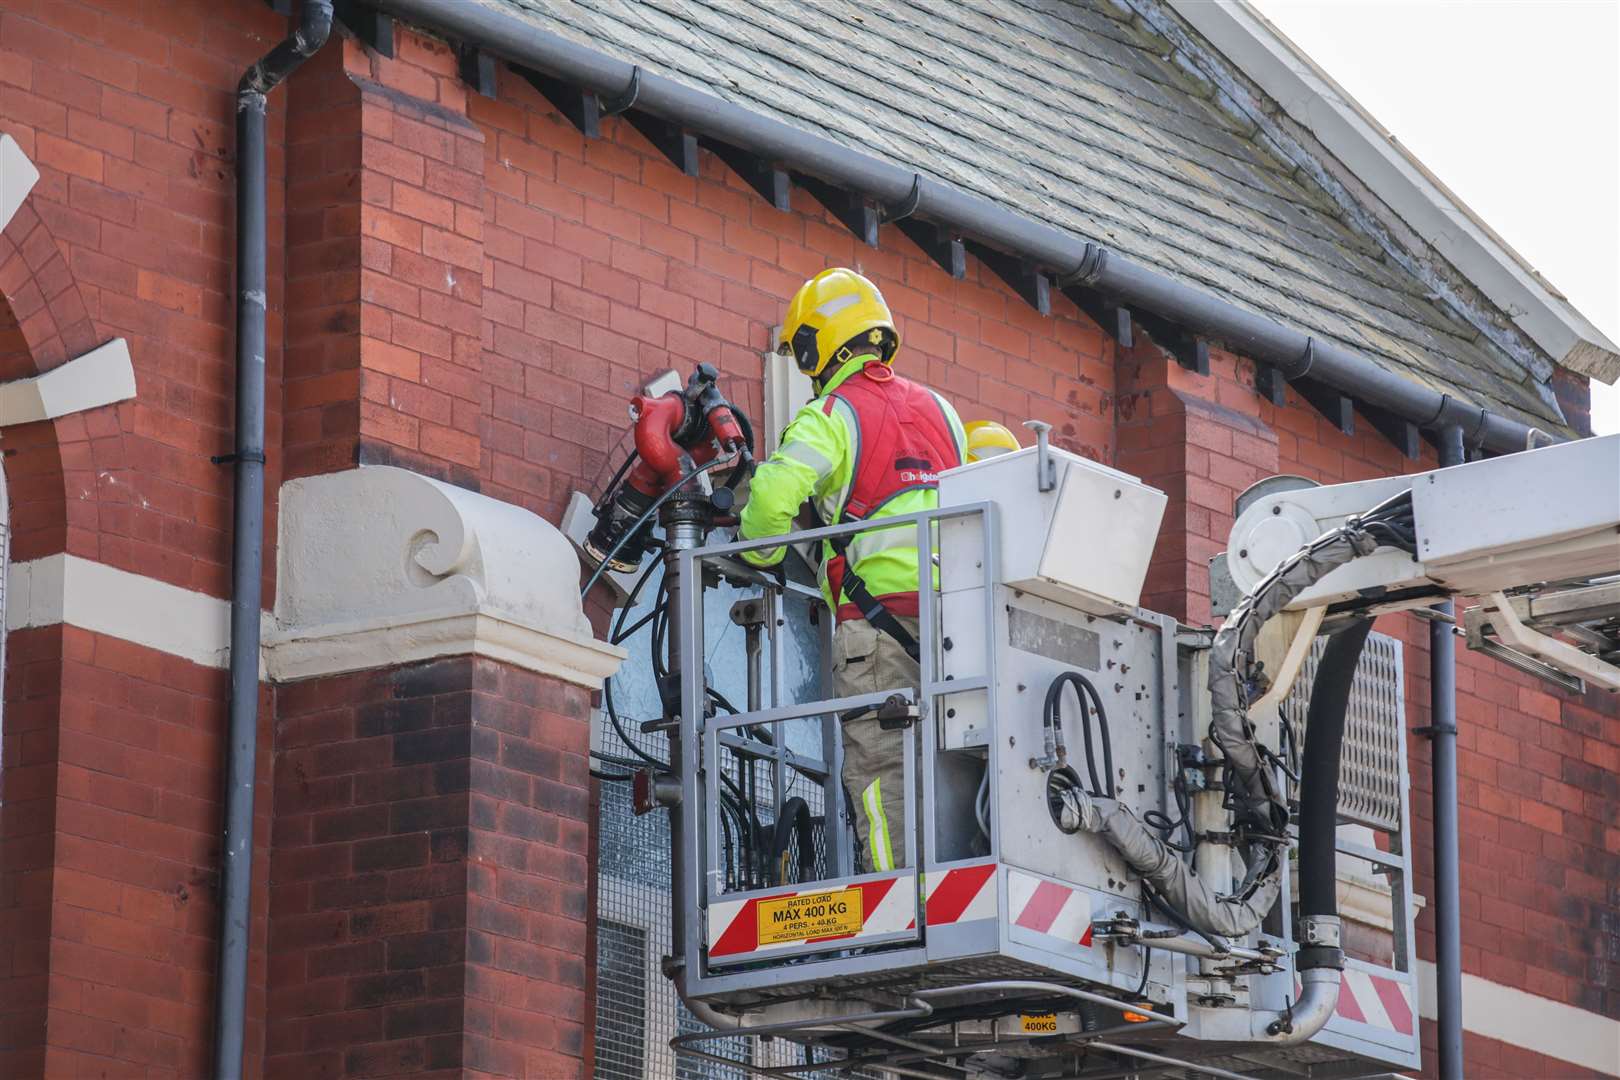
[1285, 630, 1406, 832]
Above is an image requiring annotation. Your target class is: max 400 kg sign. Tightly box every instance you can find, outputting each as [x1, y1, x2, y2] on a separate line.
[756, 888, 865, 946]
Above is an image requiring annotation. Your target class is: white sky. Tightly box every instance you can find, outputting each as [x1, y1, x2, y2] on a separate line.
[1246, 0, 1620, 436]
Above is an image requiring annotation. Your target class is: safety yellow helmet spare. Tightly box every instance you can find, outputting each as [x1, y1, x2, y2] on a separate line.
[964, 420, 1021, 462]
[778, 267, 899, 379]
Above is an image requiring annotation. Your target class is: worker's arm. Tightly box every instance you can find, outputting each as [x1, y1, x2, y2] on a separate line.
[738, 401, 846, 567]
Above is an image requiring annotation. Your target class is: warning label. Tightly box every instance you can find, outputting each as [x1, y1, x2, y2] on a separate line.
[756, 888, 863, 945]
[1019, 1013, 1059, 1034]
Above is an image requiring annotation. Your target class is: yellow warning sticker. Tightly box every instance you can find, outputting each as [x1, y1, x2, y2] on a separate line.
[1019, 1013, 1059, 1034]
[756, 888, 863, 946]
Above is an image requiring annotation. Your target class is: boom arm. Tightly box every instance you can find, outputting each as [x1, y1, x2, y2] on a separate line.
[1225, 433, 1620, 691]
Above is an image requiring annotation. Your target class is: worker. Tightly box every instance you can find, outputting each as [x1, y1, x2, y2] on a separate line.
[964, 419, 1020, 462]
[739, 268, 966, 873]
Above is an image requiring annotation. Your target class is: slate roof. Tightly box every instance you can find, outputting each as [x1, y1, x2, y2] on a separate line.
[490, 0, 1566, 431]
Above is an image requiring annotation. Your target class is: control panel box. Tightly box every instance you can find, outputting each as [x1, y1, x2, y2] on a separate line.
[938, 446, 1167, 616]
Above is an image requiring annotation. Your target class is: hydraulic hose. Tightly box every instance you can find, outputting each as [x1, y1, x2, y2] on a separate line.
[1249, 616, 1371, 1045]
[1297, 619, 1373, 922]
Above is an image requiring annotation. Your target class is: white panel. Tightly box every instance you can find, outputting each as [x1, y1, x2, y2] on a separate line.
[939, 445, 1166, 615]
[1412, 434, 1620, 567]
[0, 134, 39, 237]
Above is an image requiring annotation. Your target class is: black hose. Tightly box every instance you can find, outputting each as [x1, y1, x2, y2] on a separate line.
[1045, 672, 1114, 798]
[1298, 618, 1373, 923]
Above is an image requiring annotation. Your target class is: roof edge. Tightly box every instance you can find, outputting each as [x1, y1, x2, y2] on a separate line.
[1163, 0, 1620, 385]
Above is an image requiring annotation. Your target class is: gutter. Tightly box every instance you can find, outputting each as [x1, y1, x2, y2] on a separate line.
[370, 0, 1554, 455]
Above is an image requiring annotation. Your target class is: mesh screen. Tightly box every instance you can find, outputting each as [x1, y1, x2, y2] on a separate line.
[1285, 629, 1405, 832]
[594, 563, 832, 1079]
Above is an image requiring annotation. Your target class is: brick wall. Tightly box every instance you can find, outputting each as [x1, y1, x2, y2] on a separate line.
[267, 656, 594, 1078]
[0, 628, 250, 1077]
[0, 4, 1613, 1078]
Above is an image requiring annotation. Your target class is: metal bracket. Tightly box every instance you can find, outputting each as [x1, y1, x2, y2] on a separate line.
[1359, 401, 1422, 459]
[796, 173, 878, 246]
[516, 66, 600, 138]
[1295, 376, 1355, 436]
[881, 174, 922, 223]
[624, 111, 700, 177]
[599, 67, 641, 115]
[967, 241, 1050, 315]
[704, 139, 791, 211]
[333, 0, 394, 58]
[1253, 364, 1288, 407]
[1062, 286, 1133, 348]
[1134, 311, 1208, 375]
[455, 47, 498, 99]
[895, 218, 965, 279]
[1024, 420, 1056, 492]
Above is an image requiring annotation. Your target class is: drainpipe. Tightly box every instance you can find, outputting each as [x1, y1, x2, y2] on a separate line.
[215, 4, 333, 1077]
[1426, 424, 1466, 1080]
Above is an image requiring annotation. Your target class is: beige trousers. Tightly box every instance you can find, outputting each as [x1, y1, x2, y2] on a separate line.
[831, 616, 919, 872]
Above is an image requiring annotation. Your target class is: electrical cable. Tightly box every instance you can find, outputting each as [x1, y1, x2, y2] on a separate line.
[1133, 946, 1153, 999]
[595, 447, 639, 505]
[580, 452, 740, 599]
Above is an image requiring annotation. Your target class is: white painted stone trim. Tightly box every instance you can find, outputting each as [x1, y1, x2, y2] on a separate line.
[0, 134, 39, 237]
[1417, 960, 1620, 1075]
[265, 609, 622, 686]
[0, 338, 138, 426]
[274, 465, 623, 688]
[1164, 0, 1620, 383]
[7, 553, 237, 669]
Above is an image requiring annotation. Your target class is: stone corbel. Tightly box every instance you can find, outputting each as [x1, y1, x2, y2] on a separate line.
[268, 466, 624, 687]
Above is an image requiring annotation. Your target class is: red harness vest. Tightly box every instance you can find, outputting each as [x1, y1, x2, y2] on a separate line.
[823, 363, 961, 621]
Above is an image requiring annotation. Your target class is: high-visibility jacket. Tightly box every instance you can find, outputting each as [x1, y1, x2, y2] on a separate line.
[740, 354, 966, 620]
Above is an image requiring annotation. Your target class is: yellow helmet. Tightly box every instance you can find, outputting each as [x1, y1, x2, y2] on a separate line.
[964, 420, 1021, 462]
[778, 267, 898, 379]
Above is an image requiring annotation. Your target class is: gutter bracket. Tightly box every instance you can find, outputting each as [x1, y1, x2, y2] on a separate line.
[333, 0, 394, 58]
[1062, 286, 1133, 348]
[517, 66, 601, 139]
[881, 174, 922, 223]
[1135, 309, 1208, 375]
[623, 111, 700, 177]
[896, 219, 965, 279]
[600, 67, 641, 115]
[1359, 402, 1421, 460]
[704, 139, 790, 212]
[796, 172, 878, 247]
[1295, 376, 1355, 436]
[1253, 364, 1287, 407]
[456, 47, 498, 99]
[968, 240, 1050, 315]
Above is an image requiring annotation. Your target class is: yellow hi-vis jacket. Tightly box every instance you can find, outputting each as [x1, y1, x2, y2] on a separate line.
[738, 353, 967, 616]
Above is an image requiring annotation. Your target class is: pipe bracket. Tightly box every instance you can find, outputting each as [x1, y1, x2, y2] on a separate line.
[599, 66, 641, 115]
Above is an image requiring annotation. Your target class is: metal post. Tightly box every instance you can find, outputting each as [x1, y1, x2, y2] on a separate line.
[1428, 424, 1465, 1080]
[663, 518, 704, 986]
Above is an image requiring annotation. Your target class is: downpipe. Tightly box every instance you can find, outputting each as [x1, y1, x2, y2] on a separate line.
[214, 3, 332, 1078]
[1250, 618, 1373, 1044]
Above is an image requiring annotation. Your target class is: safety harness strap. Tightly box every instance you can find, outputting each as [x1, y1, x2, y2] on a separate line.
[827, 530, 921, 662]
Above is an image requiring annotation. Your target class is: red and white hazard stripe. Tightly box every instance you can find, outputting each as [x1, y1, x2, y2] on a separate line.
[1329, 968, 1415, 1036]
[1007, 869, 1096, 947]
[706, 874, 915, 959]
[905, 862, 998, 929]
